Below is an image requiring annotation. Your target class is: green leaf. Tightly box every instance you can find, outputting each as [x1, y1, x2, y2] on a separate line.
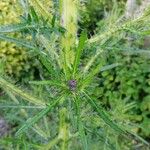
[86, 127, 116, 150]
[80, 63, 103, 90]
[0, 34, 35, 49]
[83, 91, 126, 134]
[80, 63, 120, 90]
[0, 105, 44, 109]
[15, 96, 62, 137]
[30, 6, 39, 23]
[75, 96, 88, 150]
[0, 23, 37, 33]
[82, 49, 103, 75]
[40, 136, 60, 150]
[29, 80, 65, 88]
[0, 137, 42, 149]
[0, 77, 45, 106]
[37, 35, 61, 68]
[100, 63, 121, 72]
[38, 53, 60, 78]
[73, 31, 87, 77]
[29, 0, 52, 21]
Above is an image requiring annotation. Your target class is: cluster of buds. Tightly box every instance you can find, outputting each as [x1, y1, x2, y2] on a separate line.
[68, 80, 77, 91]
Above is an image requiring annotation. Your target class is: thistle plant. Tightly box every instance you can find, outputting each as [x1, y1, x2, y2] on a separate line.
[0, 0, 150, 149]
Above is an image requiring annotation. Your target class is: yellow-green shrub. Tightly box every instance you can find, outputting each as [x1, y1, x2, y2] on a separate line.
[0, 0, 30, 77]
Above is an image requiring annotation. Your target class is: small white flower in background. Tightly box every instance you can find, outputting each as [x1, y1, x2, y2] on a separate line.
[0, 117, 9, 138]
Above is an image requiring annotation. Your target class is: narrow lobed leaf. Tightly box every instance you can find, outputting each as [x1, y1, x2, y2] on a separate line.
[83, 91, 126, 135]
[0, 34, 35, 49]
[15, 96, 63, 137]
[73, 31, 87, 77]
[0, 23, 38, 33]
[0, 77, 45, 106]
[80, 63, 120, 90]
[29, 80, 66, 88]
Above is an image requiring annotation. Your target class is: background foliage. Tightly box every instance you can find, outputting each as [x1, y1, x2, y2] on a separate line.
[0, 0, 31, 77]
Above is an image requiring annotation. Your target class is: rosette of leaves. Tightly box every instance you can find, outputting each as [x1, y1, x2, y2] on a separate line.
[0, 0, 150, 149]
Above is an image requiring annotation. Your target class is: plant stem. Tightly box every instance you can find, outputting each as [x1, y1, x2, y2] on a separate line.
[60, 0, 78, 78]
[59, 108, 70, 150]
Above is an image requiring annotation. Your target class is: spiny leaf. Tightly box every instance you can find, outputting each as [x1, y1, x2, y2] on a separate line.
[73, 31, 87, 77]
[0, 77, 45, 106]
[82, 49, 103, 75]
[80, 63, 103, 90]
[0, 137, 41, 149]
[0, 105, 44, 109]
[29, 80, 65, 88]
[0, 34, 35, 49]
[86, 127, 116, 150]
[0, 23, 37, 33]
[37, 35, 61, 68]
[88, 10, 150, 45]
[15, 96, 62, 137]
[29, 0, 52, 21]
[75, 96, 88, 150]
[38, 53, 60, 79]
[30, 6, 39, 23]
[83, 91, 126, 134]
[80, 63, 120, 90]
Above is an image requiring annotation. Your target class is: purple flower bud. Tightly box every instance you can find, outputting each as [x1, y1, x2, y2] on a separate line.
[68, 80, 77, 91]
